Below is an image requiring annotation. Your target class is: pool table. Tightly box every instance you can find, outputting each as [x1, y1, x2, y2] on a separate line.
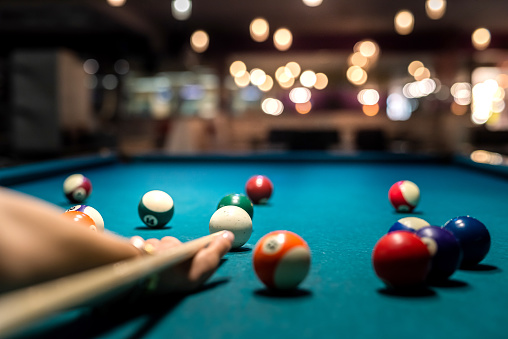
[1, 152, 507, 339]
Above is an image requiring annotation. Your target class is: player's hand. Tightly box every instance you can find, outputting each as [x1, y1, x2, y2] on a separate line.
[131, 231, 234, 294]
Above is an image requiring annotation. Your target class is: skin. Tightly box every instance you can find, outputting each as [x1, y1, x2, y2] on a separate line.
[0, 188, 234, 294]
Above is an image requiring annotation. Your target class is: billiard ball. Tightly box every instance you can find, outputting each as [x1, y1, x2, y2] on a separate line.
[388, 180, 420, 212]
[372, 231, 431, 288]
[388, 217, 430, 233]
[66, 205, 105, 232]
[416, 226, 463, 280]
[62, 210, 97, 231]
[209, 206, 252, 248]
[443, 216, 491, 267]
[138, 190, 174, 228]
[63, 174, 92, 203]
[245, 175, 273, 204]
[253, 230, 311, 290]
[217, 193, 254, 219]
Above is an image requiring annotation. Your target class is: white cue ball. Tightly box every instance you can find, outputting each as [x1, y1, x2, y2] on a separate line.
[209, 205, 253, 249]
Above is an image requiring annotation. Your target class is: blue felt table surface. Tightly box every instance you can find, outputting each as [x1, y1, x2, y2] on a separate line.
[3, 155, 508, 339]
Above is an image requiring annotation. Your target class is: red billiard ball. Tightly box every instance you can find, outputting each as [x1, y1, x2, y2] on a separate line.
[245, 175, 273, 204]
[372, 231, 431, 288]
[62, 210, 97, 232]
[388, 180, 420, 212]
[63, 174, 92, 203]
[253, 230, 311, 290]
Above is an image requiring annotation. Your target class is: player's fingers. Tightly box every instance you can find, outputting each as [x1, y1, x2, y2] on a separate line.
[158, 236, 182, 250]
[188, 231, 234, 283]
[144, 238, 161, 251]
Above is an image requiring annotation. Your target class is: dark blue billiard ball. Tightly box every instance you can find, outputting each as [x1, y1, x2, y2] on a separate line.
[443, 216, 491, 268]
[416, 226, 463, 280]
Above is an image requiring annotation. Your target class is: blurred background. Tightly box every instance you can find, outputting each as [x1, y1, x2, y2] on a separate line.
[1, 0, 508, 164]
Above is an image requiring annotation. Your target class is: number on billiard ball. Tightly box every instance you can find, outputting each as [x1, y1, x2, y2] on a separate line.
[63, 174, 92, 203]
[245, 175, 273, 204]
[138, 190, 174, 228]
[253, 230, 311, 290]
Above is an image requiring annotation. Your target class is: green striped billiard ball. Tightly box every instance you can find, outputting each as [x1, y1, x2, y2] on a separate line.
[138, 190, 174, 228]
[217, 193, 254, 220]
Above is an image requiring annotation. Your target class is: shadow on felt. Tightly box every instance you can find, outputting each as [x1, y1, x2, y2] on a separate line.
[459, 263, 500, 273]
[377, 286, 436, 298]
[254, 288, 312, 299]
[134, 225, 172, 231]
[25, 278, 230, 339]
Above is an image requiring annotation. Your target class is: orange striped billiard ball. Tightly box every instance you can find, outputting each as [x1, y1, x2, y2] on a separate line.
[253, 230, 311, 290]
[62, 210, 97, 232]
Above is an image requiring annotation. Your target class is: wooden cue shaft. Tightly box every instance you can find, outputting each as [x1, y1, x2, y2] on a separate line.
[0, 231, 225, 337]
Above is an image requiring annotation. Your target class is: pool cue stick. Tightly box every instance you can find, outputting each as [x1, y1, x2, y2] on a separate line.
[0, 231, 226, 337]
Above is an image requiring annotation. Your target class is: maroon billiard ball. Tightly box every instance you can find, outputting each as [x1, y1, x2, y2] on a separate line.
[245, 175, 273, 204]
[63, 174, 92, 203]
[372, 231, 431, 288]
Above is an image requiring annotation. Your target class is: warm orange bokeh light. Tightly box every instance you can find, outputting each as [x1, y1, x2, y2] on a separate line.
[295, 101, 312, 114]
[362, 104, 379, 116]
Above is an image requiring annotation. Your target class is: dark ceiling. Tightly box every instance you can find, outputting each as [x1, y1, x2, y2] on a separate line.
[0, 0, 507, 66]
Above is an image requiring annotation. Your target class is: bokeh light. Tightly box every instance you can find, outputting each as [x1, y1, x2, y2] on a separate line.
[357, 89, 380, 105]
[83, 59, 99, 74]
[230, 61, 247, 77]
[262, 98, 284, 115]
[250, 68, 267, 86]
[387, 92, 412, 121]
[102, 74, 118, 90]
[348, 52, 369, 68]
[114, 59, 129, 75]
[258, 75, 274, 92]
[285, 62, 301, 78]
[314, 73, 328, 90]
[362, 104, 379, 116]
[172, 0, 192, 20]
[358, 40, 377, 58]
[414, 67, 431, 81]
[300, 70, 317, 88]
[426, 0, 446, 20]
[107, 0, 126, 7]
[408, 61, 424, 76]
[190, 30, 209, 53]
[302, 0, 323, 7]
[234, 71, 251, 88]
[346, 66, 368, 86]
[250, 18, 269, 42]
[295, 101, 312, 114]
[451, 82, 472, 105]
[395, 10, 414, 35]
[472, 28, 491, 50]
[289, 87, 312, 104]
[274, 28, 293, 51]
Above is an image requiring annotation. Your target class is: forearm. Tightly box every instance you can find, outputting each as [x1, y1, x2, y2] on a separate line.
[0, 188, 140, 292]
